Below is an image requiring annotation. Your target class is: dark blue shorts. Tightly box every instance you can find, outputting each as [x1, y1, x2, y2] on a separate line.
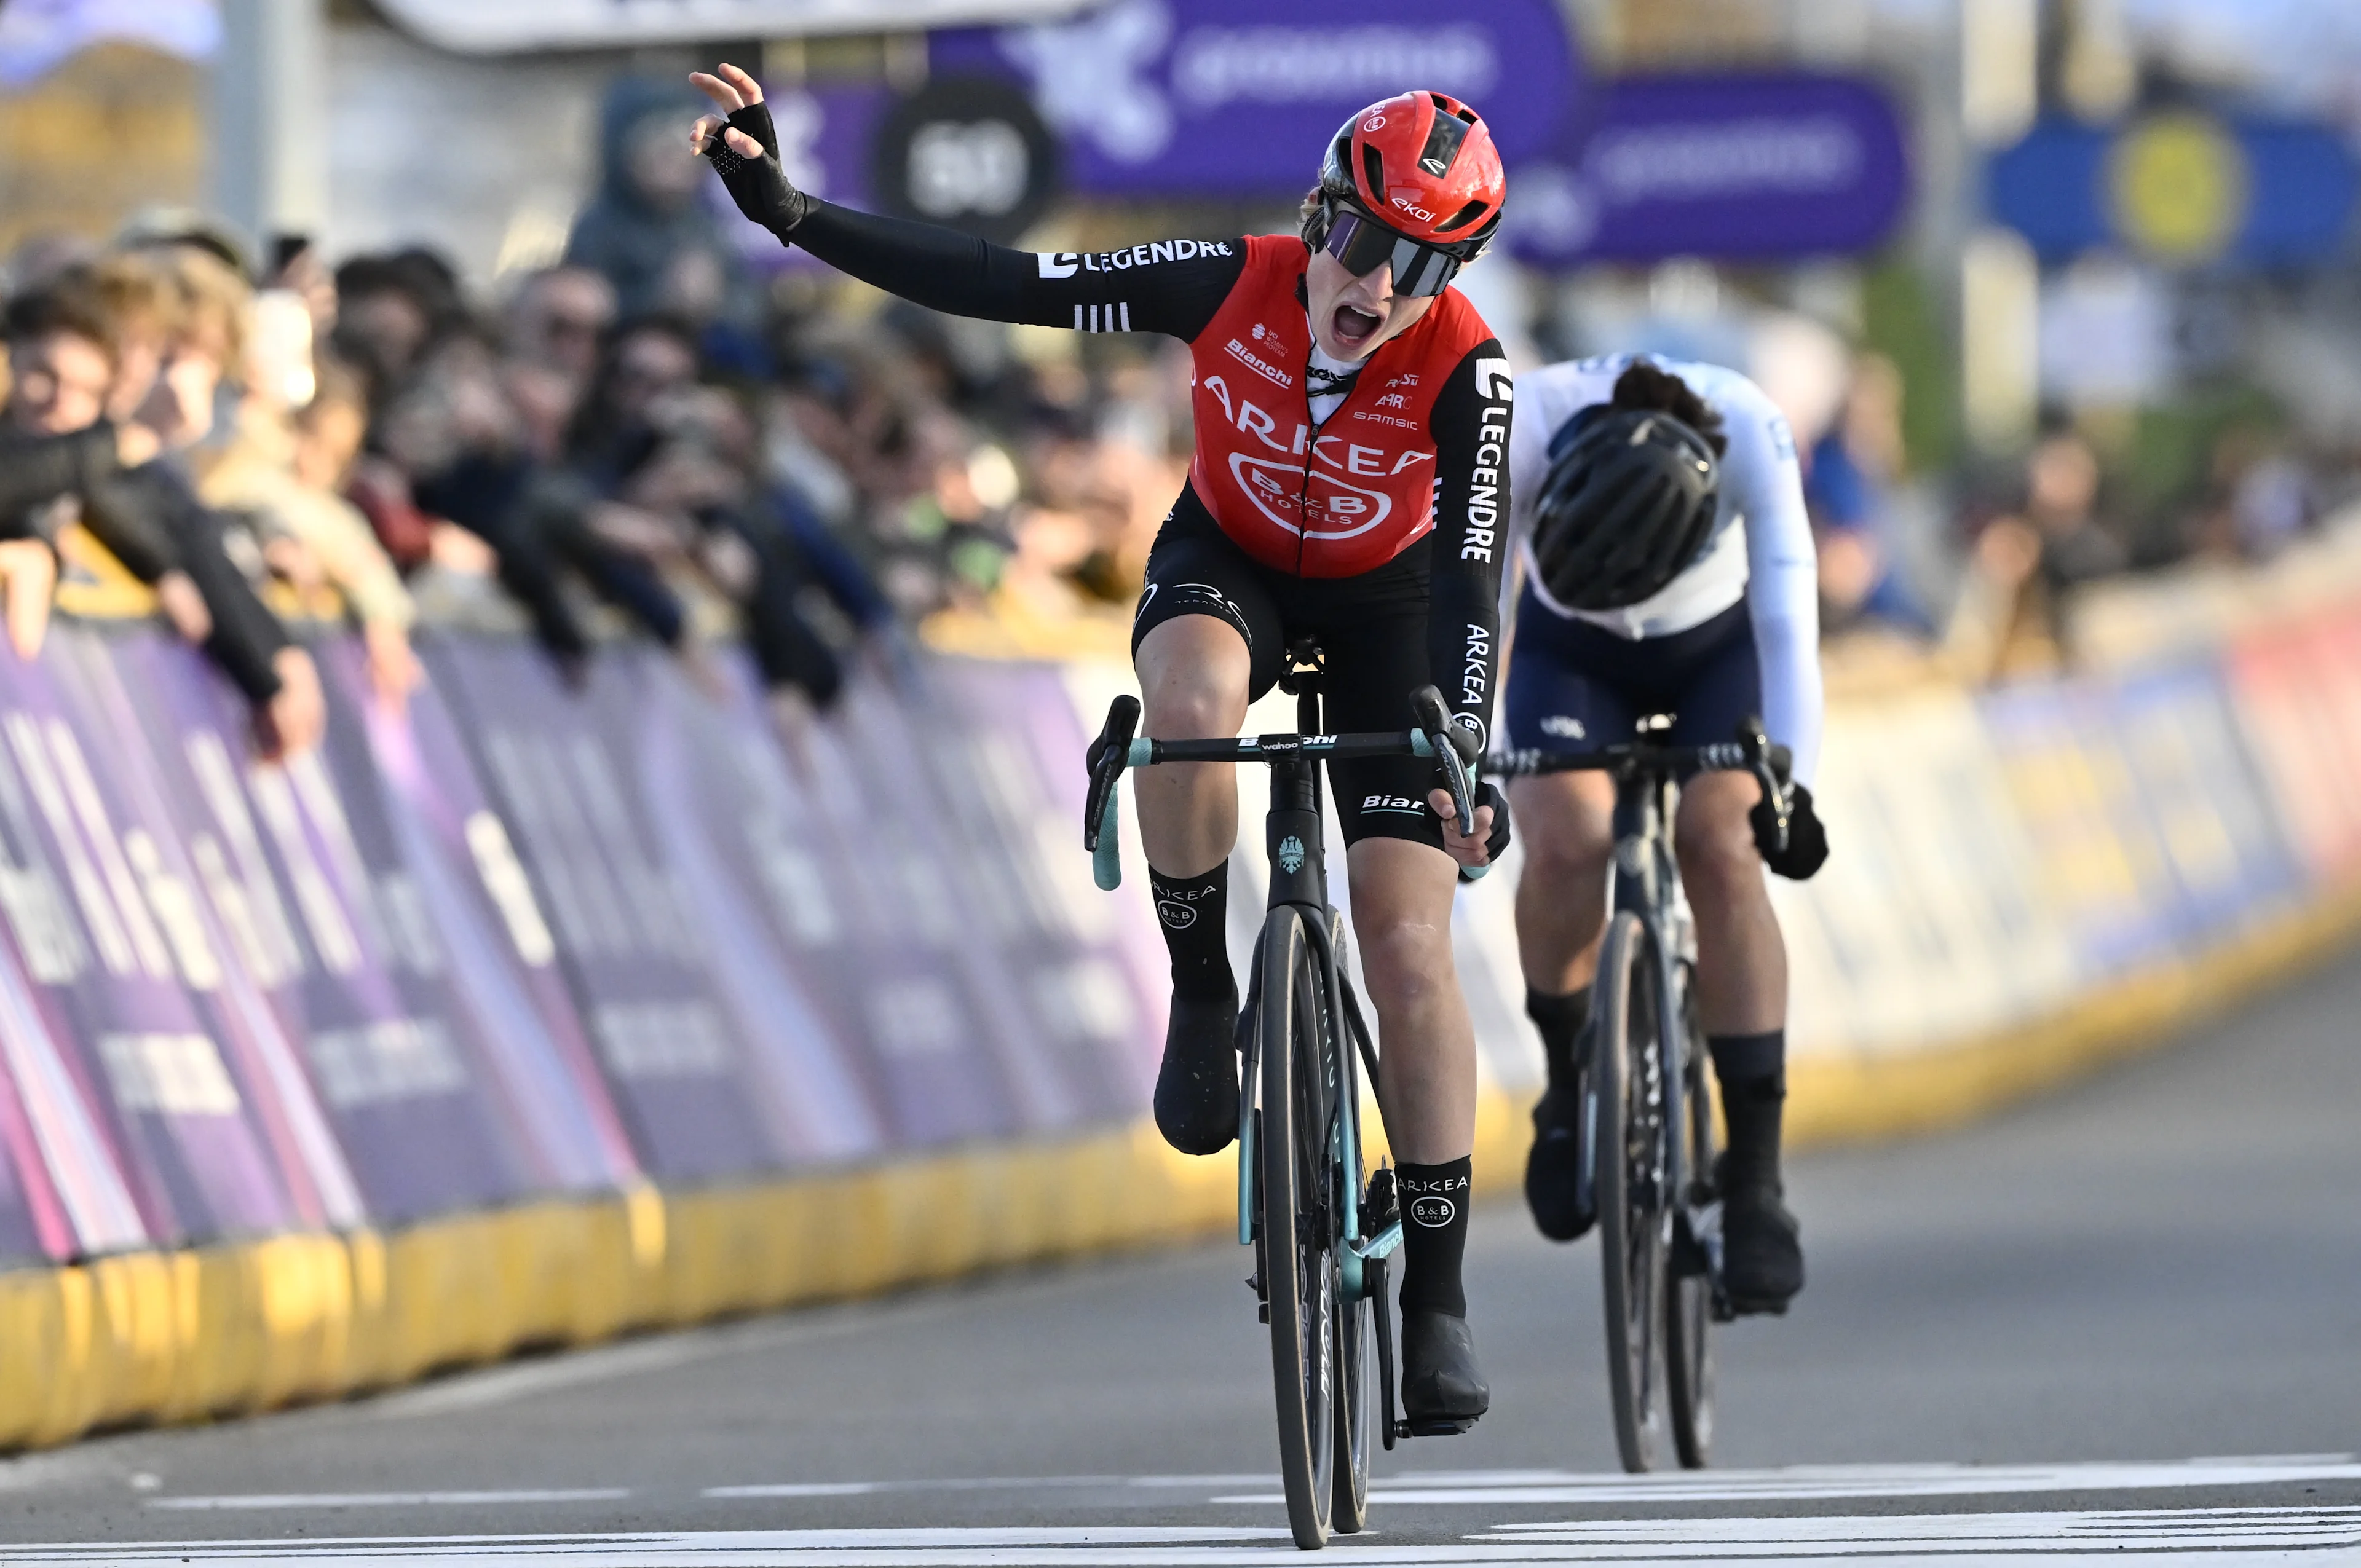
[1504, 591, 1763, 760]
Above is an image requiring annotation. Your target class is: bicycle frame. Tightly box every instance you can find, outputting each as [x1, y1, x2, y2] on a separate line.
[1230, 679, 1401, 1304]
[1604, 766, 1699, 1232]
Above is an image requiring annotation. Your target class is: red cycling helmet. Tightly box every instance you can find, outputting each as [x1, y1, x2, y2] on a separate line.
[1311, 90, 1506, 294]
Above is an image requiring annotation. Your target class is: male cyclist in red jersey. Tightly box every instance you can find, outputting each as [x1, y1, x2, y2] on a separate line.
[694, 63, 1513, 1429]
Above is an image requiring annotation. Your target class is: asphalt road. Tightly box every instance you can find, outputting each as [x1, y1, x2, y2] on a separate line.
[6, 950, 2361, 1564]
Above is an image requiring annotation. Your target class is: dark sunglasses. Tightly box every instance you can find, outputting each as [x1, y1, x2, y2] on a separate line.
[1323, 207, 1464, 297]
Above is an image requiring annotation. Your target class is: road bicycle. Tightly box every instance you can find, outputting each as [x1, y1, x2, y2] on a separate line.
[1490, 717, 1792, 1473]
[1082, 642, 1480, 1550]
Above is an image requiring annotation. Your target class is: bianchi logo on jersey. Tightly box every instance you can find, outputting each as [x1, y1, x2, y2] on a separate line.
[1224, 337, 1292, 389]
[1361, 794, 1425, 815]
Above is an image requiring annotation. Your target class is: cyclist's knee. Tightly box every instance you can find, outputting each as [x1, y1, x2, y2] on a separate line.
[1674, 794, 1763, 902]
[1510, 778, 1612, 883]
[1137, 620, 1250, 739]
[1355, 913, 1457, 1014]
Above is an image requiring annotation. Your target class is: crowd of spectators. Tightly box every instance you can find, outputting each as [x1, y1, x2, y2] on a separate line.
[0, 74, 1192, 762]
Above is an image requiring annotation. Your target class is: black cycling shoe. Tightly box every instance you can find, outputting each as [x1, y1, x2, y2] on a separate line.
[1524, 1082, 1594, 1242]
[1153, 986, 1239, 1156]
[1398, 1309, 1489, 1432]
[1716, 1154, 1804, 1314]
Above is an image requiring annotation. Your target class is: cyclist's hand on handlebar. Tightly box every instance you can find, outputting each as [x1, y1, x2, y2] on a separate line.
[1430, 780, 1512, 873]
[1752, 781, 1829, 880]
[690, 63, 812, 236]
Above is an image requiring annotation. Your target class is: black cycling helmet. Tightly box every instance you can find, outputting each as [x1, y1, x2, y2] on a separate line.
[1528, 404, 1722, 611]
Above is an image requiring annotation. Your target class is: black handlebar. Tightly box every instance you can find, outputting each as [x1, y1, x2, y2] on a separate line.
[1081, 688, 1483, 889]
[1489, 717, 1796, 856]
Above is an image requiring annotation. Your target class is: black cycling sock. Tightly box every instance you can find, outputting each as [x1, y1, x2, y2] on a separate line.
[1149, 863, 1233, 1000]
[1396, 1157, 1473, 1317]
[1525, 985, 1591, 1098]
[1710, 1031, 1785, 1192]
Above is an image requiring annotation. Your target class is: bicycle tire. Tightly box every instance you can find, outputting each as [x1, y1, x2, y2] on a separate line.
[1259, 907, 1337, 1548]
[1595, 908, 1670, 1474]
[1666, 963, 1716, 1470]
[1329, 920, 1373, 1535]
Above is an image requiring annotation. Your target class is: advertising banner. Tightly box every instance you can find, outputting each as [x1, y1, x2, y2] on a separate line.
[1783, 688, 2081, 1058]
[359, 638, 645, 1199]
[927, 658, 1154, 1117]
[2224, 606, 2361, 881]
[1508, 73, 1910, 266]
[425, 639, 816, 1181]
[107, 632, 579, 1226]
[375, 0, 1091, 54]
[2106, 660, 2300, 939]
[0, 632, 308, 1245]
[931, 0, 1579, 197]
[618, 652, 889, 1161]
[1988, 113, 2360, 268]
[1979, 680, 2183, 975]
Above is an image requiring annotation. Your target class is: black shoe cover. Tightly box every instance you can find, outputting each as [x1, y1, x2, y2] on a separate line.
[1399, 1309, 1489, 1429]
[1717, 1157, 1804, 1313]
[1524, 1088, 1594, 1242]
[1153, 987, 1238, 1156]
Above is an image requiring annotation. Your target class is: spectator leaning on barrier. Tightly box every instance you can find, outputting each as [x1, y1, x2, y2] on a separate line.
[0, 270, 323, 758]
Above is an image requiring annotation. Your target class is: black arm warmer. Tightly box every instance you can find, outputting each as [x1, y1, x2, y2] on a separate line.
[128, 463, 290, 702]
[0, 426, 181, 578]
[1425, 341, 1511, 752]
[787, 201, 1246, 341]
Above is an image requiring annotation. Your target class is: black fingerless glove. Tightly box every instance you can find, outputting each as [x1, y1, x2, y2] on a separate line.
[1459, 780, 1513, 884]
[1752, 781, 1829, 880]
[703, 102, 811, 238]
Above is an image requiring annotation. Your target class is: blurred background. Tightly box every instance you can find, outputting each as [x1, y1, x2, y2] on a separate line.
[8, 0, 2361, 1537]
[13, 0, 2361, 684]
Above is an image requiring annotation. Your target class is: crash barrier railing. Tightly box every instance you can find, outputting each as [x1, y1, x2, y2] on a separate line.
[4, 544, 2361, 1447]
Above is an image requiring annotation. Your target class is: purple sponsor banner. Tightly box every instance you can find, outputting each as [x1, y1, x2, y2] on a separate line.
[0, 630, 304, 1245]
[354, 635, 643, 1196]
[611, 650, 887, 1162]
[105, 632, 562, 1224]
[931, 0, 1578, 197]
[1506, 73, 1910, 266]
[424, 639, 810, 1182]
[922, 659, 1153, 1117]
[804, 679, 1063, 1141]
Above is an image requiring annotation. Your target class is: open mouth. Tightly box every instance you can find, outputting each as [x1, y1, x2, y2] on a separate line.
[1331, 304, 1383, 352]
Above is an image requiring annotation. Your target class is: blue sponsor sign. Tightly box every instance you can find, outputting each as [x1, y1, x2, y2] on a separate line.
[1987, 113, 2360, 267]
[1506, 73, 1910, 266]
[928, 0, 1579, 197]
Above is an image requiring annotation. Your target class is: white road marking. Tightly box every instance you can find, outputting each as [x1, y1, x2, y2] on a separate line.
[145, 1489, 630, 1510]
[1220, 1454, 2361, 1506]
[705, 1474, 1265, 1499]
[5, 1509, 2360, 1563]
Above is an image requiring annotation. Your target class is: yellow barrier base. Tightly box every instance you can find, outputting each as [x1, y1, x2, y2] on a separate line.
[1, 883, 2354, 1454]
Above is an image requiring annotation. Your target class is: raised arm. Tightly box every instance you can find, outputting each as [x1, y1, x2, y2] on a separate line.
[690, 63, 1242, 339]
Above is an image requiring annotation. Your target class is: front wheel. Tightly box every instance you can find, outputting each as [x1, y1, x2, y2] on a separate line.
[1259, 908, 1337, 1548]
[1595, 910, 1670, 1473]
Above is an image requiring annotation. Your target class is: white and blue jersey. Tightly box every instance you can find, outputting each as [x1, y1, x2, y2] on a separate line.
[1503, 353, 1822, 787]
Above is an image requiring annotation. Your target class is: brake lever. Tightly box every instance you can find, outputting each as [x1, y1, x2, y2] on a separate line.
[1736, 719, 1792, 857]
[1408, 685, 1476, 839]
[1085, 695, 1141, 890]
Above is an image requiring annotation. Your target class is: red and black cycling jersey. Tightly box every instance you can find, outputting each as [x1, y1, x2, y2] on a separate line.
[784, 202, 1508, 749]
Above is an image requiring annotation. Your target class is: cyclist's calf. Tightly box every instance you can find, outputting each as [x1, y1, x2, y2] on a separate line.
[1508, 770, 1616, 993]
